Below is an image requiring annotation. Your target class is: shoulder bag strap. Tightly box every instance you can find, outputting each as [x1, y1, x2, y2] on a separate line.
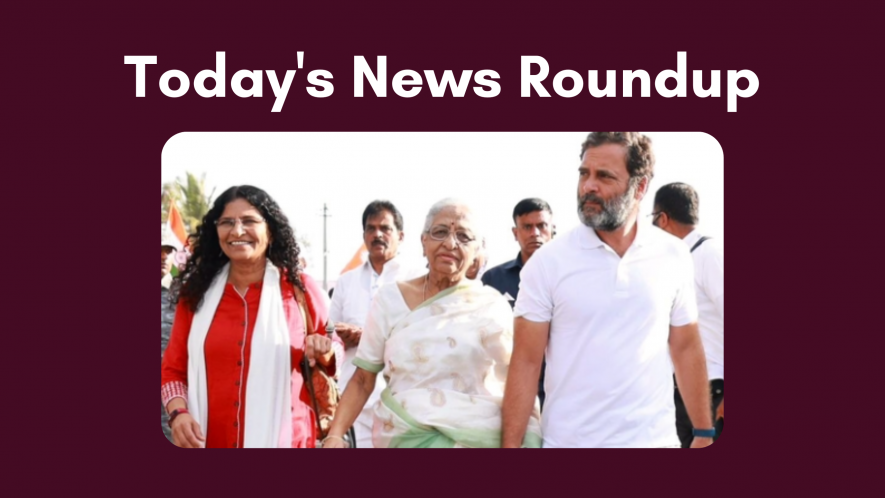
[292, 285, 316, 336]
[292, 284, 326, 439]
[294, 283, 356, 447]
[690, 236, 711, 253]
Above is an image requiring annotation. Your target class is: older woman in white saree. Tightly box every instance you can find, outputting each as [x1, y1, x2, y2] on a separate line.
[324, 199, 542, 448]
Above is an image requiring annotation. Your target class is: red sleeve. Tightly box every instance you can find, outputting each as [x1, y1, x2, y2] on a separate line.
[161, 300, 194, 391]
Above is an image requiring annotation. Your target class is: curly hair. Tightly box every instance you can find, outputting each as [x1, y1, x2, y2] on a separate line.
[579, 132, 655, 181]
[176, 185, 305, 312]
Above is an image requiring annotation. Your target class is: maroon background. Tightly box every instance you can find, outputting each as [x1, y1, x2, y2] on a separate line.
[6, 0, 876, 493]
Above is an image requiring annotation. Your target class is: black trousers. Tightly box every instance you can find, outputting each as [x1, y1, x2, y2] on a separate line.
[675, 378, 724, 448]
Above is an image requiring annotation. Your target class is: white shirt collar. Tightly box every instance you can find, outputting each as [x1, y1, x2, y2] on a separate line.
[364, 255, 401, 277]
[577, 225, 606, 250]
[577, 220, 651, 251]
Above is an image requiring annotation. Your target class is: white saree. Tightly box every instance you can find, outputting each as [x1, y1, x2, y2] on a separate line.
[353, 280, 542, 448]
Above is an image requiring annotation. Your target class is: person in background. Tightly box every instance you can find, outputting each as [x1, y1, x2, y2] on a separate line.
[174, 233, 198, 273]
[328, 200, 421, 448]
[653, 182, 724, 446]
[466, 237, 488, 281]
[482, 198, 554, 408]
[161, 227, 183, 442]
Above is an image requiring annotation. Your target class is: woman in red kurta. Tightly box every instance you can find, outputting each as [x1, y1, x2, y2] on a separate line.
[161, 186, 342, 448]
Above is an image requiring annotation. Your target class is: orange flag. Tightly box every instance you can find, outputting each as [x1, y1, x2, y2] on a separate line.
[340, 244, 367, 274]
[167, 202, 188, 247]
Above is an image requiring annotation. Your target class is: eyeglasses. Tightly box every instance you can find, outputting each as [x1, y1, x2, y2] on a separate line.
[648, 212, 664, 224]
[215, 217, 266, 231]
[427, 226, 476, 245]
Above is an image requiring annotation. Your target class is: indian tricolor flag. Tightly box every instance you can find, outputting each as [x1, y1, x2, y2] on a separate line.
[165, 202, 188, 277]
[166, 203, 188, 247]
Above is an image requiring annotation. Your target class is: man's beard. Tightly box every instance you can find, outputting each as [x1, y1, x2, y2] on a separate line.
[577, 181, 638, 232]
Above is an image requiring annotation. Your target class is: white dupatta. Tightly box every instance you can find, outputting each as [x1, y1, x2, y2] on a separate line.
[186, 262, 293, 448]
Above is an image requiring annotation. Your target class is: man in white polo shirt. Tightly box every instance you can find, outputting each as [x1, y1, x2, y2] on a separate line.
[502, 132, 715, 448]
[652, 182, 724, 446]
[329, 200, 420, 448]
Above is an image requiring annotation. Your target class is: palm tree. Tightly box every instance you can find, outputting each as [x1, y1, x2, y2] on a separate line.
[177, 172, 214, 231]
[161, 183, 178, 224]
[161, 172, 215, 232]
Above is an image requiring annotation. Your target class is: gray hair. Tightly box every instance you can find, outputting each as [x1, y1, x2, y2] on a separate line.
[422, 198, 482, 240]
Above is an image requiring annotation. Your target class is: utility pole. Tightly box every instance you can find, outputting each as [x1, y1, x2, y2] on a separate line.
[322, 203, 330, 291]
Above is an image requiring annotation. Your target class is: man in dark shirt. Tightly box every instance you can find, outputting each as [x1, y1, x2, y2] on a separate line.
[482, 198, 554, 407]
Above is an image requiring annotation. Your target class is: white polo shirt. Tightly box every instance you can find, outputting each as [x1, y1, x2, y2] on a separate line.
[684, 230, 724, 381]
[515, 223, 698, 448]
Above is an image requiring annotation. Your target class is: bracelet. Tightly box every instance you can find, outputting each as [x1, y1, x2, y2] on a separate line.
[322, 435, 350, 448]
[168, 408, 190, 428]
[692, 427, 716, 438]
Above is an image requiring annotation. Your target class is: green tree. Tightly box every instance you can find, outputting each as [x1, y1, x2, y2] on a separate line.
[161, 183, 179, 224]
[161, 172, 215, 233]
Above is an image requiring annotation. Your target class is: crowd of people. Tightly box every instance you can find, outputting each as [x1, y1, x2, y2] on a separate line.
[160, 132, 724, 448]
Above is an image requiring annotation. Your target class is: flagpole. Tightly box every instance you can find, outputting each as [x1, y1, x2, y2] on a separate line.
[322, 203, 329, 291]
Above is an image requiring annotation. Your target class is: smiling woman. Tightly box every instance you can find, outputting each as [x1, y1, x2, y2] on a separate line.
[216, 200, 271, 266]
[161, 185, 345, 448]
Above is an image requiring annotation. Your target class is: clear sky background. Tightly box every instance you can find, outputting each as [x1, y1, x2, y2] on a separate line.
[162, 132, 723, 287]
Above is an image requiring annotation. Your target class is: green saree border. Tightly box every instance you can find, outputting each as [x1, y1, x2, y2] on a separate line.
[352, 357, 384, 374]
[381, 389, 542, 448]
[413, 283, 473, 311]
